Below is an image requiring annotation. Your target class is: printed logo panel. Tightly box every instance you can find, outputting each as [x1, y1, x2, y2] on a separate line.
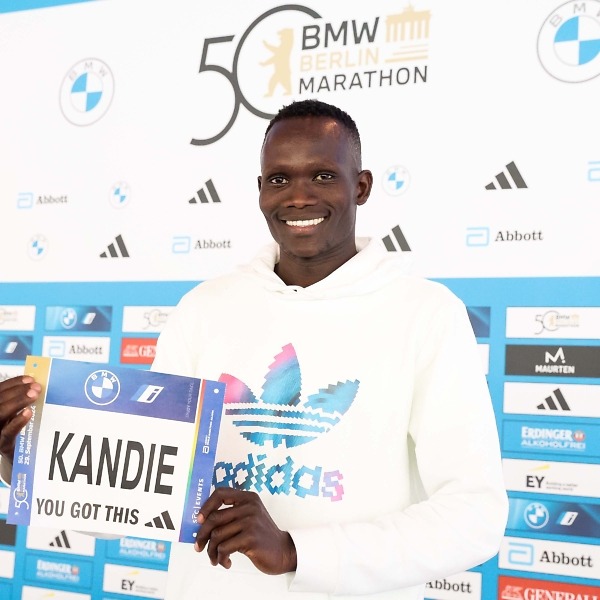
[26, 527, 96, 556]
[121, 306, 174, 333]
[502, 459, 600, 497]
[498, 575, 600, 600]
[499, 537, 599, 579]
[0, 518, 17, 546]
[0, 335, 33, 360]
[24, 554, 93, 587]
[425, 571, 482, 600]
[120, 337, 157, 364]
[466, 306, 490, 338]
[42, 336, 110, 363]
[102, 563, 167, 598]
[506, 498, 600, 539]
[45, 306, 112, 332]
[0, 488, 9, 514]
[505, 345, 600, 377]
[506, 307, 600, 339]
[0, 305, 36, 331]
[105, 537, 170, 566]
[0, 364, 24, 382]
[503, 382, 600, 419]
[0, 550, 15, 579]
[0, 549, 15, 578]
[503, 420, 600, 458]
[22, 585, 91, 600]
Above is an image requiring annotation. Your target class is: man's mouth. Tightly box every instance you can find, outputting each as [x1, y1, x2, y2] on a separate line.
[284, 217, 325, 227]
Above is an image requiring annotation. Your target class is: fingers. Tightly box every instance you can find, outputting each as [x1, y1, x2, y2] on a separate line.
[0, 377, 40, 421]
[0, 376, 40, 460]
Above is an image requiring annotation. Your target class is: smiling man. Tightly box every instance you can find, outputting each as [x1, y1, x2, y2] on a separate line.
[0, 100, 508, 600]
[150, 99, 509, 599]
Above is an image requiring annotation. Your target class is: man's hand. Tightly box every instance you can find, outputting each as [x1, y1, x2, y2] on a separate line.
[0, 376, 40, 464]
[195, 487, 297, 575]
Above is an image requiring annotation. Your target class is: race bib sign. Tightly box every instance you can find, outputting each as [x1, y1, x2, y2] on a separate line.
[8, 356, 224, 543]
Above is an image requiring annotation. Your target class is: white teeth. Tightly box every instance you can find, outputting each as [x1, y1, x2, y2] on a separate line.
[285, 217, 325, 227]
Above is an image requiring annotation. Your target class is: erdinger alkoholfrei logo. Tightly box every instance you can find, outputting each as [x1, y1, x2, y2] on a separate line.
[60, 58, 114, 125]
[192, 4, 431, 145]
[219, 344, 359, 448]
[84, 369, 121, 406]
[538, 0, 600, 82]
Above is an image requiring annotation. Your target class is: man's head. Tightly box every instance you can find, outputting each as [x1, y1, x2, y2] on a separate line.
[258, 100, 373, 286]
[263, 99, 363, 170]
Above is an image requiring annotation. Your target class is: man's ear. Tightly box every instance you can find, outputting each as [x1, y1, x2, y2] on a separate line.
[257, 176, 262, 191]
[356, 170, 373, 206]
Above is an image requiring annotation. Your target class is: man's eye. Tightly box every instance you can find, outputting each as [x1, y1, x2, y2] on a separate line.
[270, 176, 287, 184]
[315, 173, 334, 181]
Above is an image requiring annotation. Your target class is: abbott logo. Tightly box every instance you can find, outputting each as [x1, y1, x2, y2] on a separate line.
[466, 227, 490, 247]
[507, 541, 535, 566]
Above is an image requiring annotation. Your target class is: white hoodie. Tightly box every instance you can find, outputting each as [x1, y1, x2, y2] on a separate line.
[151, 238, 508, 600]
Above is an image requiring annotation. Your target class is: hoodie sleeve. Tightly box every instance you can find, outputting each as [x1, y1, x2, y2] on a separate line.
[288, 294, 508, 595]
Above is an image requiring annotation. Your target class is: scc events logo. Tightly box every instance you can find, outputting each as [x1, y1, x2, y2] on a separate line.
[191, 3, 431, 144]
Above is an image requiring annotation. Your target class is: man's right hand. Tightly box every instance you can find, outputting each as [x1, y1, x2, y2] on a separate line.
[0, 376, 40, 465]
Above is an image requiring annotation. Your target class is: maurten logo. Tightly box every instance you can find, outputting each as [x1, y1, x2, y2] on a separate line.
[60, 58, 114, 126]
[538, 0, 600, 83]
[84, 370, 121, 406]
[382, 225, 411, 251]
[219, 343, 359, 448]
[485, 161, 527, 190]
[100, 234, 130, 258]
[189, 179, 221, 204]
[191, 4, 430, 145]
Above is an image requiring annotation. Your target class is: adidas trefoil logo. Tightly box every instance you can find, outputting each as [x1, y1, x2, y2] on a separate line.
[219, 344, 359, 448]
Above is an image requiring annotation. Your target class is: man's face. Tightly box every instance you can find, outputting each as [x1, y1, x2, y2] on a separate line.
[258, 116, 371, 269]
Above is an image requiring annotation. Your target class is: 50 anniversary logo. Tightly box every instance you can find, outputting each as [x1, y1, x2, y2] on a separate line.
[191, 4, 431, 145]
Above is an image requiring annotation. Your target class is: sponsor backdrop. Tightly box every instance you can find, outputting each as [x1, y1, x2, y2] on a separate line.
[0, 0, 599, 599]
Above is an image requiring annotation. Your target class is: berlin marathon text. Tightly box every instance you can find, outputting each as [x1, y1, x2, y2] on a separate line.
[299, 66, 427, 94]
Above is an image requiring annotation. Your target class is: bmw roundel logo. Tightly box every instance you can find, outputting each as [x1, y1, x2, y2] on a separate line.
[524, 502, 550, 529]
[28, 234, 48, 261]
[84, 369, 121, 406]
[537, 0, 600, 82]
[60, 58, 115, 126]
[60, 308, 77, 329]
[382, 165, 411, 196]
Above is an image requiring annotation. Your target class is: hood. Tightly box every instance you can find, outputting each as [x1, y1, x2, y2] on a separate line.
[238, 238, 414, 300]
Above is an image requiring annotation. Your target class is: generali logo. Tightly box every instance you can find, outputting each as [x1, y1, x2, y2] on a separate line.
[121, 337, 158, 364]
[499, 575, 600, 600]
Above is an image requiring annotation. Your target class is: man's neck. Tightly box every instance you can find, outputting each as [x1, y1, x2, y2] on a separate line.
[274, 248, 358, 288]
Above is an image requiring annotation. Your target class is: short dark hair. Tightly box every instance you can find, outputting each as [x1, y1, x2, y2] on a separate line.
[263, 99, 362, 168]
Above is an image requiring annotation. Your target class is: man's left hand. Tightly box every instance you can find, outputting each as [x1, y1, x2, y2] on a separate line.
[195, 488, 297, 575]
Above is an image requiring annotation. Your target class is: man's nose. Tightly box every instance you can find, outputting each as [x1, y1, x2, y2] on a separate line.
[285, 180, 317, 207]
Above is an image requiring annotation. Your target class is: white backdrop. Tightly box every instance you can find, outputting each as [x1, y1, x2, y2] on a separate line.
[1, 1, 599, 599]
